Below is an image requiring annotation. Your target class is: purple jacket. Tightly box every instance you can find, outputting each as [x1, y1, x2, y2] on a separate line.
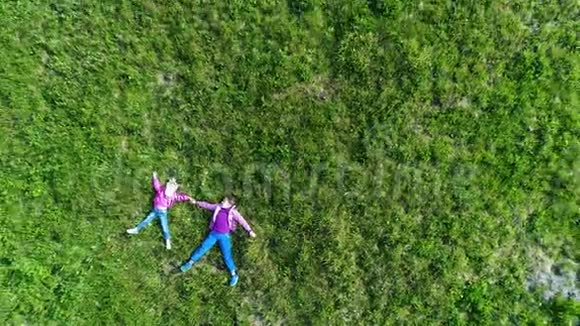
[196, 201, 253, 234]
[152, 175, 191, 209]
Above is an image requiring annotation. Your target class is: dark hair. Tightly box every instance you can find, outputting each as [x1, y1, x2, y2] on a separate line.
[224, 194, 237, 204]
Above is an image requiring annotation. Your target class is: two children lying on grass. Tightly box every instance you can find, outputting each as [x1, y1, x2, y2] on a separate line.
[126, 172, 256, 287]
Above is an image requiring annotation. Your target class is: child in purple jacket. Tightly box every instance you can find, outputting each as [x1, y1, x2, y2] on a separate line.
[180, 195, 256, 286]
[127, 172, 192, 249]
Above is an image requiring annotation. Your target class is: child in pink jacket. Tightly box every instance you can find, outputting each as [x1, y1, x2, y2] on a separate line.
[180, 195, 256, 286]
[127, 172, 192, 249]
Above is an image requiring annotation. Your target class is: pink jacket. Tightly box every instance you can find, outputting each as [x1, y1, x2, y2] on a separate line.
[196, 201, 253, 234]
[152, 175, 191, 209]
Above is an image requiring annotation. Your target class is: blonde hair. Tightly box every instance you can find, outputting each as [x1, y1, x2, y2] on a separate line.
[165, 178, 179, 193]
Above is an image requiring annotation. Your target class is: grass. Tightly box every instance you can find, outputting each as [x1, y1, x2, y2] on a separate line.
[1, 0, 579, 324]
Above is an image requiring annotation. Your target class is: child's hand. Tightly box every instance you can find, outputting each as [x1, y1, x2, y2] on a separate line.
[249, 231, 257, 238]
[190, 198, 197, 204]
[153, 171, 158, 178]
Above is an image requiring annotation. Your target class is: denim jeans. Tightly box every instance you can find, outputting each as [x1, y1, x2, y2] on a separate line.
[187, 231, 236, 273]
[136, 208, 170, 240]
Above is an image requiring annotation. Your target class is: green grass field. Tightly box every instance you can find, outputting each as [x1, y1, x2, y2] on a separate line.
[1, 0, 579, 324]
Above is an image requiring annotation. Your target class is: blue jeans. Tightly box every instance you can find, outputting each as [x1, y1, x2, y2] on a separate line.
[136, 208, 170, 240]
[187, 231, 236, 273]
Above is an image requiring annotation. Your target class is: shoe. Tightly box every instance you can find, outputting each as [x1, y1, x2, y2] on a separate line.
[165, 239, 171, 250]
[229, 274, 239, 287]
[126, 228, 139, 234]
[180, 261, 193, 273]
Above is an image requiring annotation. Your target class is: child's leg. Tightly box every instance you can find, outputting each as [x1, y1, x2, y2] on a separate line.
[217, 234, 236, 275]
[158, 210, 170, 240]
[186, 232, 218, 264]
[136, 210, 158, 231]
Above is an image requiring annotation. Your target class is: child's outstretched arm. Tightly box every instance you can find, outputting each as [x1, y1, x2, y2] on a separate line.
[233, 210, 256, 237]
[175, 193, 192, 202]
[152, 172, 162, 192]
[194, 201, 219, 211]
